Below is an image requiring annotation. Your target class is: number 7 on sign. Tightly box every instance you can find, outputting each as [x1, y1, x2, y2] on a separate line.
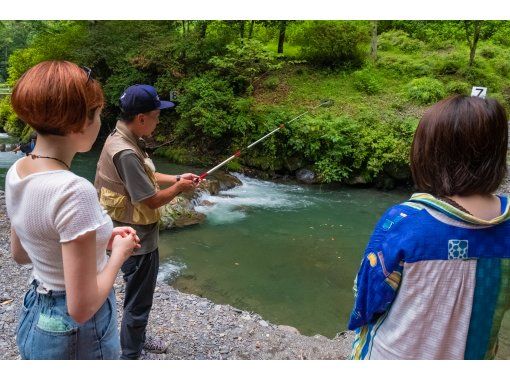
[471, 86, 487, 99]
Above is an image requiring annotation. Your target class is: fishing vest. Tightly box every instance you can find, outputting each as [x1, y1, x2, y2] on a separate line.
[94, 121, 160, 225]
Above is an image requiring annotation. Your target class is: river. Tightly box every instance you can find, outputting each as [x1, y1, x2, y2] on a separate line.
[0, 133, 508, 358]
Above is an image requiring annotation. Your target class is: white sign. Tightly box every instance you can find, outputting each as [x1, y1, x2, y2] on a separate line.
[471, 86, 487, 99]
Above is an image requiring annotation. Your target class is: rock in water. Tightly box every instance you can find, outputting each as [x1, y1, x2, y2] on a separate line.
[296, 169, 316, 184]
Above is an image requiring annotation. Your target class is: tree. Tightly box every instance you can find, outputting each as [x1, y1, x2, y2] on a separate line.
[464, 20, 482, 67]
[277, 20, 287, 54]
[248, 21, 255, 39]
[370, 21, 378, 61]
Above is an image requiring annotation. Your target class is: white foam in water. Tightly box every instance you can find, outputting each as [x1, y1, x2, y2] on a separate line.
[157, 259, 187, 283]
[196, 173, 315, 225]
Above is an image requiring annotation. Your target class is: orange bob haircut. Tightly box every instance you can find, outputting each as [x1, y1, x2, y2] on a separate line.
[11, 60, 104, 136]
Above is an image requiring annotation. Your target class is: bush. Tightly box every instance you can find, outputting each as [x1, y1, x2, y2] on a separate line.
[155, 147, 194, 165]
[459, 65, 502, 93]
[176, 73, 256, 142]
[377, 54, 433, 77]
[445, 80, 470, 95]
[103, 67, 149, 106]
[493, 58, 510, 78]
[296, 21, 369, 68]
[209, 40, 283, 95]
[433, 53, 464, 75]
[352, 68, 383, 95]
[352, 117, 417, 179]
[262, 76, 280, 90]
[284, 114, 357, 182]
[406, 77, 446, 104]
[378, 30, 424, 53]
[479, 44, 498, 59]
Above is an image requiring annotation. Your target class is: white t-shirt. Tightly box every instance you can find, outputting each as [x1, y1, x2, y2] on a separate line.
[5, 159, 113, 291]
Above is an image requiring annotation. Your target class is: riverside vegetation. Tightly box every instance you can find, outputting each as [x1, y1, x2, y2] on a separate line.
[1, 21, 510, 187]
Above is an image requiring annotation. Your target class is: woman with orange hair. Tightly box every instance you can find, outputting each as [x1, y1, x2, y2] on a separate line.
[5, 61, 140, 359]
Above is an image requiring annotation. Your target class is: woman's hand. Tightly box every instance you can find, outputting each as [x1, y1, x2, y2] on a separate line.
[110, 233, 140, 265]
[107, 226, 138, 251]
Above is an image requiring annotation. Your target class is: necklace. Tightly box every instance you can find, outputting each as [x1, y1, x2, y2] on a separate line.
[27, 153, 71, 170]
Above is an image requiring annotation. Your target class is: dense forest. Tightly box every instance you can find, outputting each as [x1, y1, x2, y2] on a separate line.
[1, 20, 510, 186]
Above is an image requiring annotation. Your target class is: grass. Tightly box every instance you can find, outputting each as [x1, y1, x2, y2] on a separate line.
[252, 39, 510, 125]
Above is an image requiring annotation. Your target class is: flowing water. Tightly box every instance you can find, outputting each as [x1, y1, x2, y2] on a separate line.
[0, 133, 508, 357]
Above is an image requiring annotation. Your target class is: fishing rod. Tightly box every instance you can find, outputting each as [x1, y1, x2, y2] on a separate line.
[197, 99, 334, 181]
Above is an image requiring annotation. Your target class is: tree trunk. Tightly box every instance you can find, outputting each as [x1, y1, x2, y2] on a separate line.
[370, 21, 378, 61]
[278, 20, 287, 54]
[465, 20, 482, 67]
[199, 21, 208, 39]
[239, 21, 245, 40]
[248, 20, 255, 39]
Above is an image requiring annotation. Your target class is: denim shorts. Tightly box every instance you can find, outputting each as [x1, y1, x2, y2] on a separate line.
[16, 281, 120, 360]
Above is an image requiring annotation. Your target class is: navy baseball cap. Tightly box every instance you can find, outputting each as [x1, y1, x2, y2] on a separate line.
[119, 84, 175, 115]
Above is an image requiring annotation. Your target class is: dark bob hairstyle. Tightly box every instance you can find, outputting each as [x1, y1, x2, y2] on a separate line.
[410, 95, 508, 197]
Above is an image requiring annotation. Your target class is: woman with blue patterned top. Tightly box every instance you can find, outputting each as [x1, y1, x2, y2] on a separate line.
[348, 95, 510, 359]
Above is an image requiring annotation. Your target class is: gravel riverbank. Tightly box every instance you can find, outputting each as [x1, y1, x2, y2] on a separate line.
[0, 190, 354, 360]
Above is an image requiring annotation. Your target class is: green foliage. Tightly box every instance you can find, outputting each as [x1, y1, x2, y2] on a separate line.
[378, 30, 424, 53]
[458, 64, 502, 92]
[226, 160, 243, 171]
[286, 114, 356, 182]
[176, 73, 256, 140]
[0, 96, 25, 137]
[377, 54, 433, 77]
[352, 68, 383, 95]
[432, 53, 464, 75]
[209, 40, 283, 95]
[155, 146, 194, 165]
[445, 80, 470, 95]
[3, 20, 510, 184]
[7, 22, 87, 86]
[406, 77, 446, 104]
[493, 58, 510, 78]
[296, 21, 370, 68]
[383, 21, 465, 46]
[103, 67, 150, 106]
[262, 76, 280, 90]
[352, 114, 417, 178]
[479, 44, 498, 59]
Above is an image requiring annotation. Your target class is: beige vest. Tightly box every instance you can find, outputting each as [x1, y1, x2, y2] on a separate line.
[94, 121, 160, 225]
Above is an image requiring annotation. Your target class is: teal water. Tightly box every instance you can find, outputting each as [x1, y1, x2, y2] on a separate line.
[161, 176, 406, 336]
[0, 134, 508, 357]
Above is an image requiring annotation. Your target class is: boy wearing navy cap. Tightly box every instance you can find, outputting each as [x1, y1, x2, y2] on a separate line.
[95, 84, 199, 359]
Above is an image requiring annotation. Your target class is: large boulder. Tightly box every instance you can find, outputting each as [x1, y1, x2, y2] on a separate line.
[209, 171, 242, 190]
[158, 171, 242, 229]
[198, 179, 220, 196]
[296, 168, 317, 184]
[159, 195, 206, 230]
